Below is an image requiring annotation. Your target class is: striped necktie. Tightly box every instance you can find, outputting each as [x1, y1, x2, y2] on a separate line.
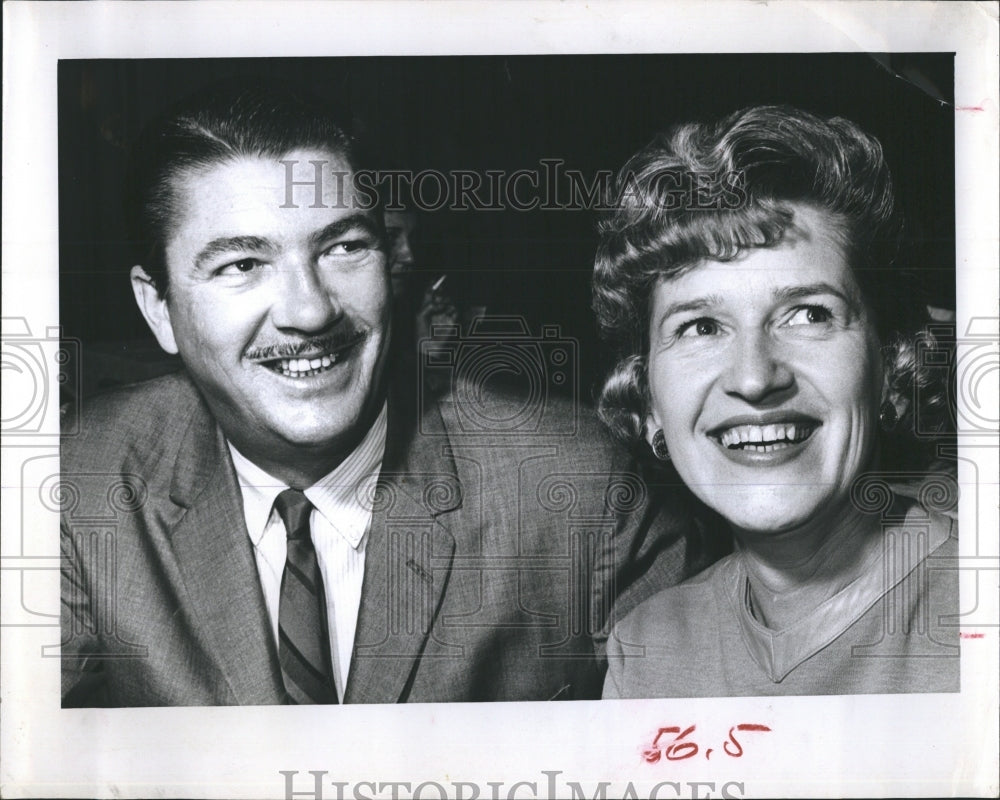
[274, 489, 339, 704]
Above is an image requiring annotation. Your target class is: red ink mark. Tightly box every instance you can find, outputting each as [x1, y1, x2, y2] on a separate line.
[956, 106, 985, 112]
[724, 723, 773, 758]
[644, 723, 771, 764]
[644, 725, 698, 762]
[960, 632, 985, 639]
[666, 725, 698, 761]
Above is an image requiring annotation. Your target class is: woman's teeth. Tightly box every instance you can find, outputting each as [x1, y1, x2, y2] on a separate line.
[717, 423, 815, 450]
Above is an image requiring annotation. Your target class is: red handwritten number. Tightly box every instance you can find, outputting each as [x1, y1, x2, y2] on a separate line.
[724, 727, 744, 757]
[665, 725, 698, 761]
[645, 725, 698, 762]
[645, 723, 771, 763]
[643, 727, 676, 763]
[724, 724, 772, 758]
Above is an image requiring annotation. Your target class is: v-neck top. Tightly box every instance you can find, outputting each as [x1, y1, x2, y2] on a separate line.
[604, 499, 959, 697]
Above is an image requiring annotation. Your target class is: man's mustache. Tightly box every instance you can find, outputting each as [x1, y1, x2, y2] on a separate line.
[244, 328, 368, 361]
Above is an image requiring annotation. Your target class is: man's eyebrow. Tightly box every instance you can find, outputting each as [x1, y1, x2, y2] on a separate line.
[308, 214, 381, 248]
[194, 235, 275, 271]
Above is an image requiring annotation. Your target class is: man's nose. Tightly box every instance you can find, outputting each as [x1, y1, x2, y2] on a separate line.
[271, 260, 342, 332]
[721, 329, 795, 403]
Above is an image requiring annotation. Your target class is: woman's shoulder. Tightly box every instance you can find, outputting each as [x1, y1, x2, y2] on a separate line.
[612, 554, 736, 643]
[889, 470, 959, 524]
[603, 555, 739, 699]
[889, 489, 958, 554]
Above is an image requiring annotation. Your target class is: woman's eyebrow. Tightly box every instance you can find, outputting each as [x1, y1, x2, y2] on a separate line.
[773, 282, 858, 306]
[653, 295, 723, 330]
[194, 235, 275, 270]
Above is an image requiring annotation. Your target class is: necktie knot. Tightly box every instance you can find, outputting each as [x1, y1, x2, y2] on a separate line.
[274, 488, 313, 541]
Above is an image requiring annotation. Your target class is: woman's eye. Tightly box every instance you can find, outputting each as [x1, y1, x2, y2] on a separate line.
[786, 305, 833, 326]
[677, 318, 721, 337]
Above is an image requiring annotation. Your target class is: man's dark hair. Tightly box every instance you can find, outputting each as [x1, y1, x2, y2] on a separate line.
[125, 81, 365, 295]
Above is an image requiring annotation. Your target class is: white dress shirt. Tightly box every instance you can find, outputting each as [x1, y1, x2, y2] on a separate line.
[227, 403, 387, 700]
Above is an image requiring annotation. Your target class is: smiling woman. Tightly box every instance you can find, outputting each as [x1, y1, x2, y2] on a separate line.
[595, 106, 958, 697]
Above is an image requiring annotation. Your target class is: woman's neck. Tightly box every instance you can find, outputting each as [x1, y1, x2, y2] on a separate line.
[734, 501, 885, 631]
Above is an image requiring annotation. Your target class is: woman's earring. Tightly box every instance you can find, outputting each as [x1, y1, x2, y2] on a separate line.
[879, 400, 898, 432]
[651, 429, 671, 461]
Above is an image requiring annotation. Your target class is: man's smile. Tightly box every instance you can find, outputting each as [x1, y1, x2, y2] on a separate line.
[250, 331, 367, 378]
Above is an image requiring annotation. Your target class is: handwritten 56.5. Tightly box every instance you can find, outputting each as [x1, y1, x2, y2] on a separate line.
[643, 725, 772, 763]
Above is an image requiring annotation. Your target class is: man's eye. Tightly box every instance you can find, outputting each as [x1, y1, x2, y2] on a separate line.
[677, 318, 721, 337]
[786, 305, 833, 326]
[324, 239, 371, 257]
[219, 258, 263, 275]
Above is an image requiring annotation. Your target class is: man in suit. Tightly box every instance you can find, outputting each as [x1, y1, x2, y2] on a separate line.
[60, 84, 718, 706]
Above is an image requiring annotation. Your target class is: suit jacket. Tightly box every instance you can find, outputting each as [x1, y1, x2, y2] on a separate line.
[61, 368, 719, 706]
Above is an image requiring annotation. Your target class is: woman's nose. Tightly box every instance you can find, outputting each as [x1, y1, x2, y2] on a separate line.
[271, 260, 342, 333]
[722, 329, 795, 403]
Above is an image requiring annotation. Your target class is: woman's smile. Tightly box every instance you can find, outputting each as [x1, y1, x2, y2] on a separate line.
[710, 420, 820, 466]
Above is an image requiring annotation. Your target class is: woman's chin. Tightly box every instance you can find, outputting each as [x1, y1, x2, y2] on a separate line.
[696, 485, 836, 538]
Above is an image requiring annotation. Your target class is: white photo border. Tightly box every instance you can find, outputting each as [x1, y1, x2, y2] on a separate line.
[2, 2, 998, 798]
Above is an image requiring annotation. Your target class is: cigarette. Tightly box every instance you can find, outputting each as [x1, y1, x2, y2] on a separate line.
[430, 274, 447, 292]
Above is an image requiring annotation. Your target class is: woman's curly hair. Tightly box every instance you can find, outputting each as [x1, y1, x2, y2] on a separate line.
[593, 105, 951, 470]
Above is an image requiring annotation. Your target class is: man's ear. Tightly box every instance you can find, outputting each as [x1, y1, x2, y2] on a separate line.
[130, 265, 179, 355]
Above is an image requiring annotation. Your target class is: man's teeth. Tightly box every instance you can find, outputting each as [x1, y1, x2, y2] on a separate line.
[717, 423, 814, 450]
[273, 354, 337, 377]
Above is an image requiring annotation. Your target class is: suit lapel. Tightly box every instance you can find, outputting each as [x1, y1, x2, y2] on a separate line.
[166, 395, 285, 705]
[346, 383, 460, 704]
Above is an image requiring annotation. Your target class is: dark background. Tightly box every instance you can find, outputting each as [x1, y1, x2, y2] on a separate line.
[58, 54, 955, 400]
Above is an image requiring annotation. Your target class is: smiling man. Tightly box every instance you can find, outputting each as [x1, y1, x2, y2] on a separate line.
[131, 146, 391, 490]
[59, 84, 717, 706]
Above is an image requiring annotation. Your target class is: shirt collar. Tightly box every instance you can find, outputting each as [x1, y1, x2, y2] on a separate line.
[228, 402, 388, 549]
[305, 403, 388, 548]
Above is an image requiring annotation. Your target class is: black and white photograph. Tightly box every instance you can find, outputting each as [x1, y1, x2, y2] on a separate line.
[2, 2, 998, 798]
[57, 53, 961, 706]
